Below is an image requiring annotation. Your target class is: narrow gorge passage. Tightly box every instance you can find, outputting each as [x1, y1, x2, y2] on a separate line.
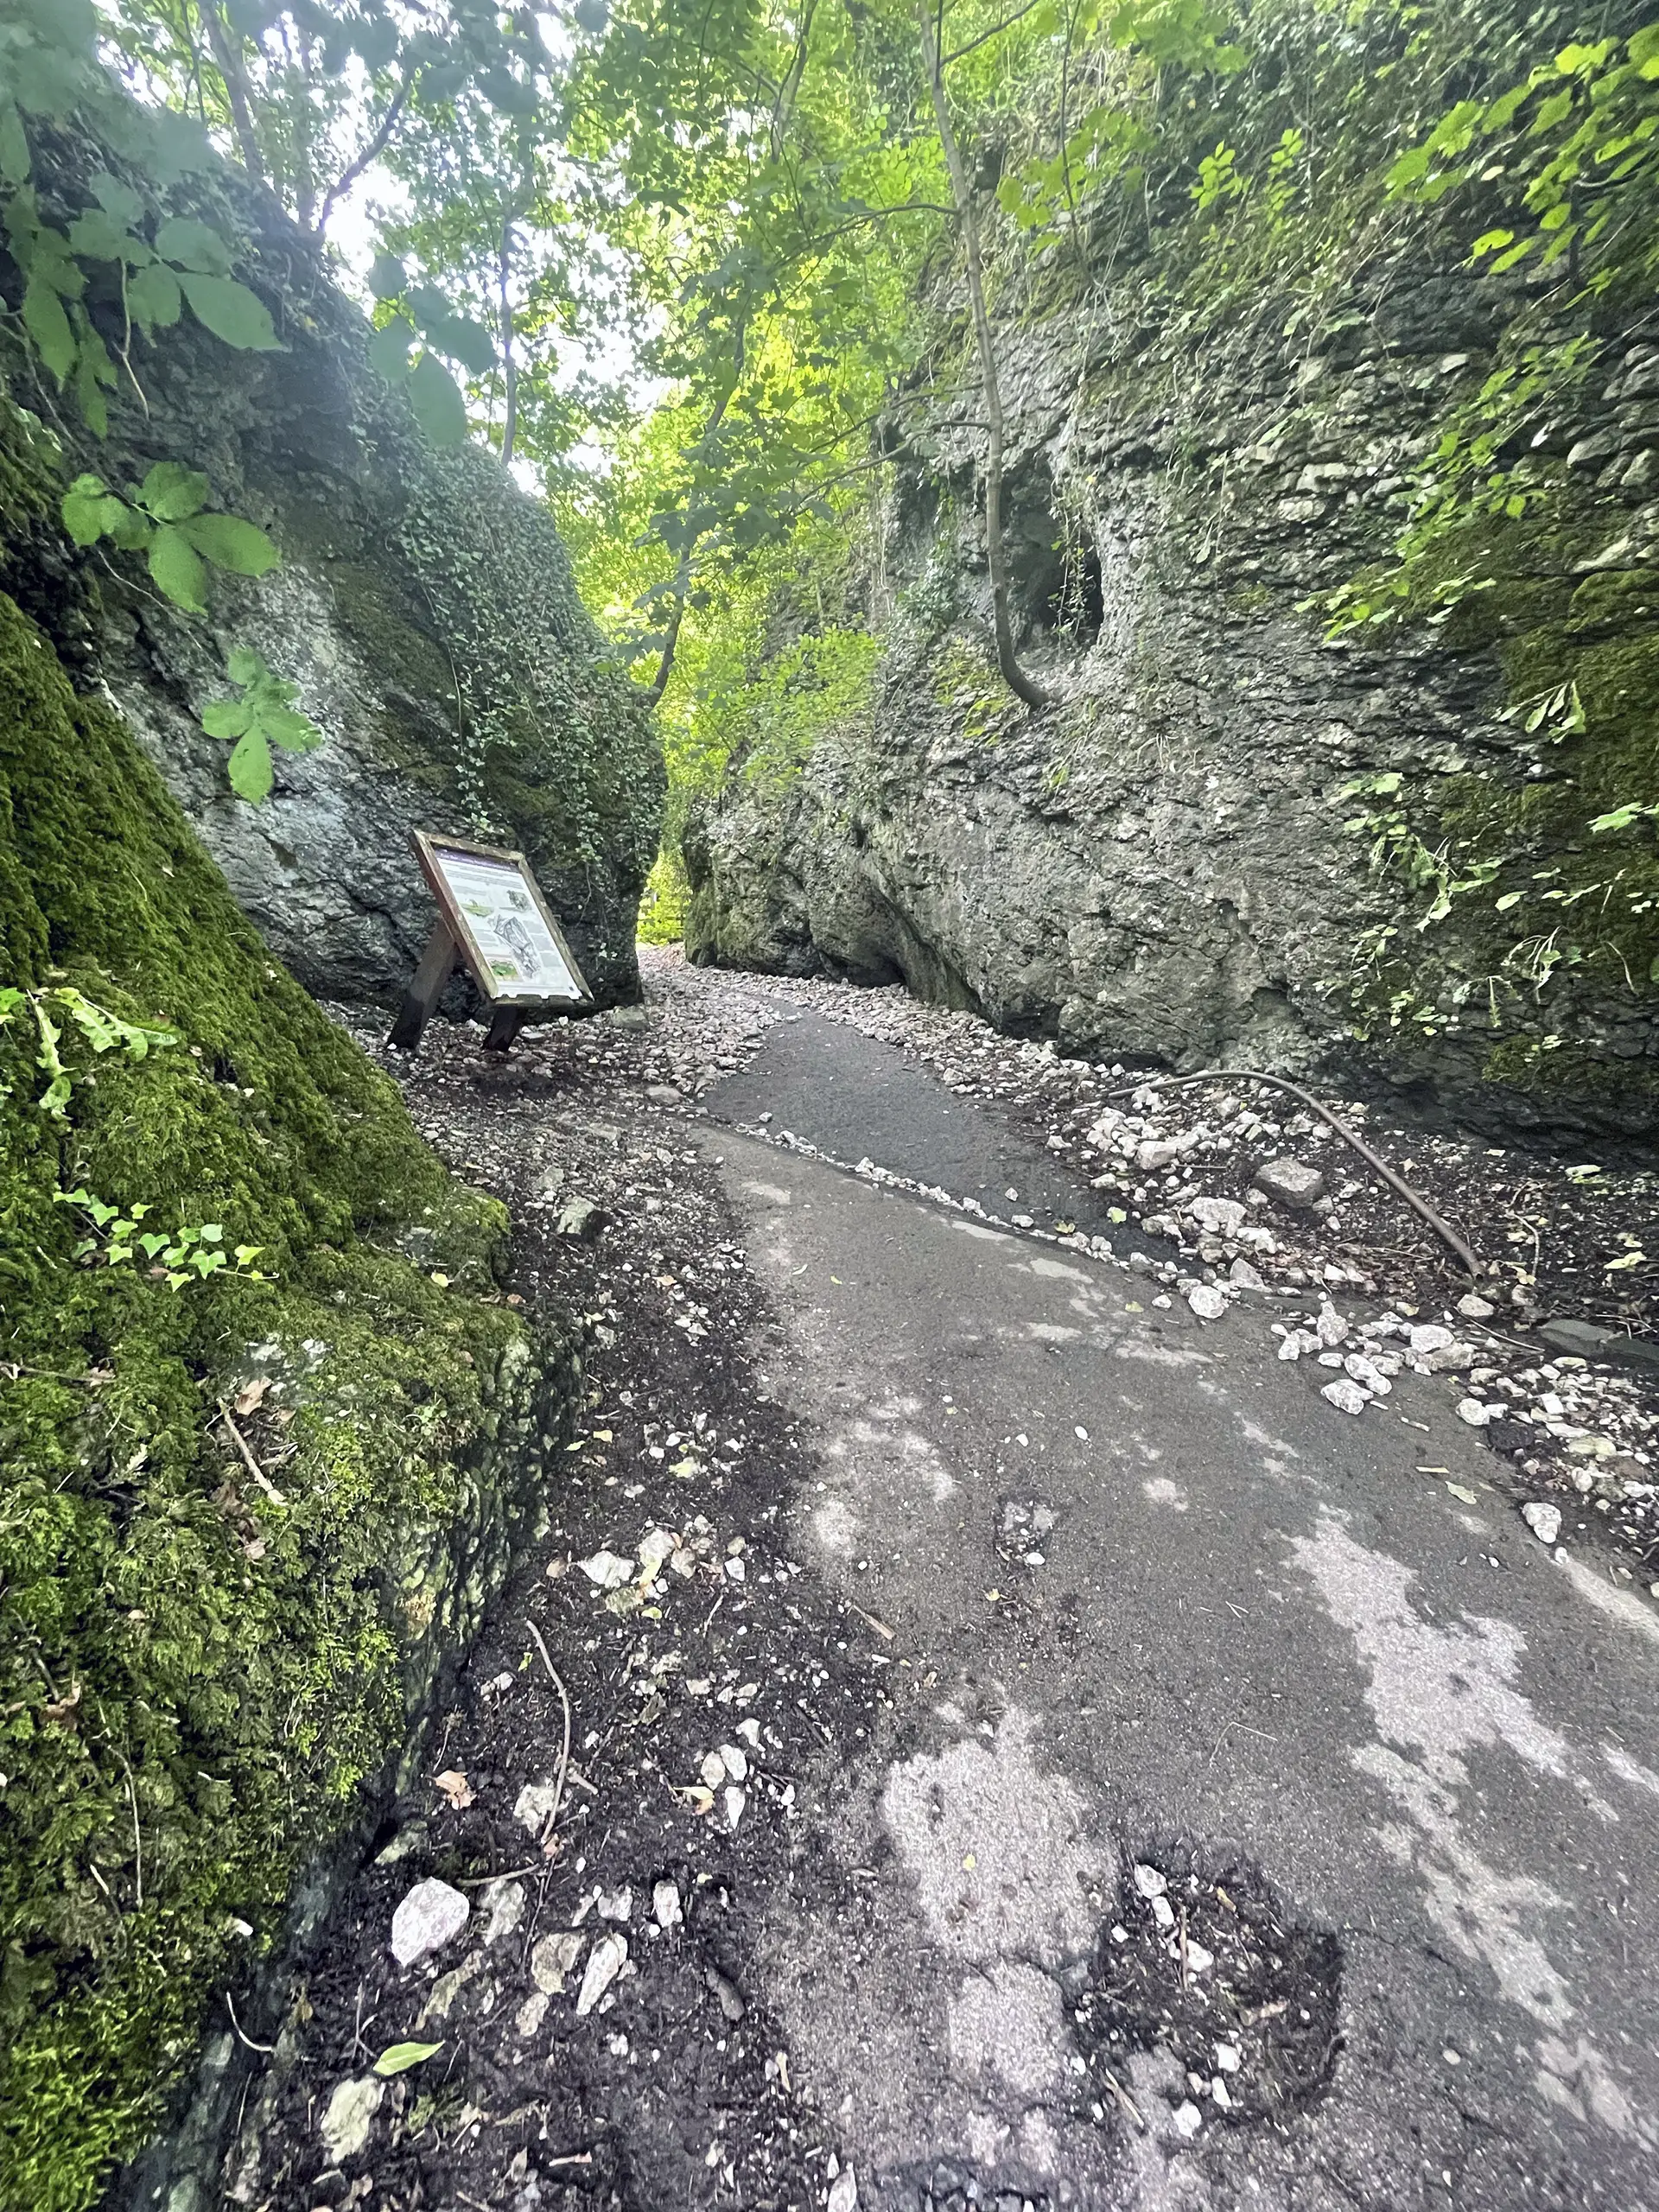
[213, 957, 1659, 2212]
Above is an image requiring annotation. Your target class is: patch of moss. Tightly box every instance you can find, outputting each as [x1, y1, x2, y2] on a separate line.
[0, 587, 570, 2209]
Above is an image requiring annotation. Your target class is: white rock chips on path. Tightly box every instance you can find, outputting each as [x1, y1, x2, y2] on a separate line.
[390, 1877, 468, 1967]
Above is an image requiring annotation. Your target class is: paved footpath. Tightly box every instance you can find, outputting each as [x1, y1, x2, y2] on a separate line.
[700, 1008, 1659, 2212]
[203, 976, 1659, 2212]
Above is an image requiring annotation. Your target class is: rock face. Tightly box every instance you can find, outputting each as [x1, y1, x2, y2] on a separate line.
[683, 17, 1658, 1141]
[0, 546, 582, 2207]
[3, 146, 661, 1010]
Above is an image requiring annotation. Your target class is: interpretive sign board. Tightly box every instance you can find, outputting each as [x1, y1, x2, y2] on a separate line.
[388, 830, 592, 1055]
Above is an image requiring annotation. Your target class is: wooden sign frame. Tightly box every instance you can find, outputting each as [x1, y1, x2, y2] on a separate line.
[388, 830, 592, 1055]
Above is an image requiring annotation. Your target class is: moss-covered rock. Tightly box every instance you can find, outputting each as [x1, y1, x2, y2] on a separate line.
[0, 582, 579, 2209]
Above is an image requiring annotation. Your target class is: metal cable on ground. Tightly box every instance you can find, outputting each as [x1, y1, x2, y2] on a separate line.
[1101, 1067, 1483, 1281]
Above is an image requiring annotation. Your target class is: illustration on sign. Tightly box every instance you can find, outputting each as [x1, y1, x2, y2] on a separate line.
[428, 843, 582, 1001]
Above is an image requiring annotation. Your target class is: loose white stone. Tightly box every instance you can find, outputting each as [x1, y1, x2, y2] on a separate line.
[653, 1879, 683, 1930]
[1321, 1378, 1370, 1417]
[320, 2075, 383, 2164]
[1456, 1397, 1491, 1427]
[1522, 1501, 1562, 1546]
[531, 1931, 583, 1994]
[390, 1878, 468, 1967]
[1152, 1894, 1176, 1929]
[1171, 2099, 1204, 2139]
[481, 1878, 526, 1946]
[596, 1886, 632, 1923]
[1409, 1324, 1456, 1357]
[1185, 1282, 1228, 1321]
[828, 2169, 859, 2212]
[1457, 1294, 1496, 1321]
[723, 1783, 747, 1829]
[575, 1932, 627, 2017]
[1132, 1864, 1167, 1898]
[1316, 1304, 1350, 1349]
[719, 1744, 749, 1783]
[700, 1750, 728, 1790]
[1344, 1353, 1392, 1396]
[513, 1777, 562, 1834]
[579, 1548, 635, 1589]
[1214, 2042, 1241, 2073]
[1189, 1197, 1248, 1239]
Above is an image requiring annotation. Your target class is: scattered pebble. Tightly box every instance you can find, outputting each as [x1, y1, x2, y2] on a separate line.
[1522, 1501, 1563, 1547]
[390, 1878, 468, 1967]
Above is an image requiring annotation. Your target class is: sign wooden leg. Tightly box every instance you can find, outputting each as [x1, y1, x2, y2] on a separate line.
[481, 1005, 530, 1054]
[388, 918, 460, 1052]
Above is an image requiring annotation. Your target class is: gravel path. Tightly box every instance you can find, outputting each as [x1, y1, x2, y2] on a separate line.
[195, 954, 1659, 2212]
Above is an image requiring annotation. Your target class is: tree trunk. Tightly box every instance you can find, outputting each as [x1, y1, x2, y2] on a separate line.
[499, 212, 518, 467]
[918, 0, 1051, 711]
[642, 353, 743, 705]
[200, 1, 267, 189]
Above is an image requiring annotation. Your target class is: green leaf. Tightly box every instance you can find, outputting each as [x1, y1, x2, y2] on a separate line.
[368, 315, 416, 383]
[226, 645, 264, 685]
[181, 511, 281, 577]
[0, 101, 29, 186]
[154, 214, 232, 274]
[22, 275, 76, 381]
[147, 523, 209, 612]
[408, 350, 467, 447]
[176, 270, 281, 351]
[226, 726, 274, 803]
[67, 207, 134, 261]
[264, 706, 322, 752]
[60, 480, 125, 546]
[90, 172, 145, 227]
[367, 251, 407, 300]
[373, 2041, 443, 2079]
[1494, 890, 1523, 912]
[128, 259, 182, 331]
[429, 313, 495, 378]
[201, 697, 252, 739]
[141, 461, 210, 521]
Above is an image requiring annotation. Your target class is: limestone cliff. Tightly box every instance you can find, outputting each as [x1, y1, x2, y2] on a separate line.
[684, 2, 1658, 1142]
[3, 139, 661, 1010]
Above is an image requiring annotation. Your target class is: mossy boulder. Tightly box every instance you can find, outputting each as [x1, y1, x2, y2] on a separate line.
[0, 584, 579, 2209]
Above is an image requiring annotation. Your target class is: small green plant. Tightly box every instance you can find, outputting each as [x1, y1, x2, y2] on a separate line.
[53, 1187, 269, 1288]
[1192, 141, 1246, 213]
[0, 983, 176, 1116]
[201, 647, 326, 803]
[61, 461, 280, 613]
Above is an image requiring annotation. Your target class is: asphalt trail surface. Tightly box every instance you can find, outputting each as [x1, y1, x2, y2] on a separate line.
[702, 1007, 1659, 2211]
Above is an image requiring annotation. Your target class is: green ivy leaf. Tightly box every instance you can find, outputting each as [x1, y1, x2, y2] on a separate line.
[22, 275, 76, 380]
[147, 523, 209, 612]
[154, 214, 232, 274]
[141, 461, 211, 522]
[176, 269, 281, 351]
[408, 350, 467, 446]
[226, 726, 274, 803]
[181, 511, 281, 577]
[373, 2042, 443, 2078]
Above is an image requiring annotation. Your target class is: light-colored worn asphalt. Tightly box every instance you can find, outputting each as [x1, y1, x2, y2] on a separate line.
[702, 1012, 1659, 2212]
